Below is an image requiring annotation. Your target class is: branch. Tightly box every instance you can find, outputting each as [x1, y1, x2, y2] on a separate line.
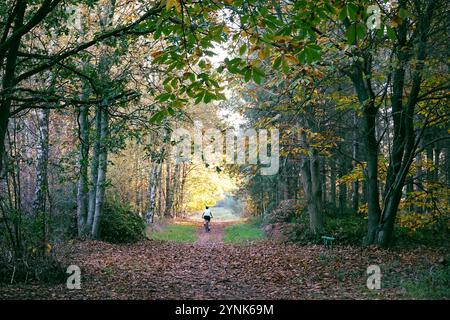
[10, 90, 140, 116]
[13, 4, 162, 85]
[0, 0, 62, 59]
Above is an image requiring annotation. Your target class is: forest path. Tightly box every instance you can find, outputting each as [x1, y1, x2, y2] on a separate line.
[195, 221, 226, 246]
[0, 223, 442, 299]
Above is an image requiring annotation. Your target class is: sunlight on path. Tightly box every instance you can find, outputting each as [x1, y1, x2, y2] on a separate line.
[187, 206, 242, 222]
[186, 206, 242, 247]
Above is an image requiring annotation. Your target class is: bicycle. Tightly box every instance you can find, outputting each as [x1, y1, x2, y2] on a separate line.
[202, 206, 213, 233]
[203, 217, 211, 232]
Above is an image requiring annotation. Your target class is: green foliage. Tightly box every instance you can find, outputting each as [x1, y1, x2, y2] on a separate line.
[395, 223, 450, 249]
[402, 262, 450, 299]
[381, 254, 450, 299]
[98, 201, 145, 244]
[223, 219, 265, 244]
[147, 224, 197, 243]
[289, 213, 366, 245]
[322, 214, 367, 244]
[0, 206, 67, 284]
[0, 254, 67, 285]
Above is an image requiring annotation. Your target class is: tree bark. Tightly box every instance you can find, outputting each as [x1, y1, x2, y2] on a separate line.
[164, 159, 174, 217]
[338, 153, 348, 215]
[86, 106, 102, 229]
[91, 106, 109, 239]
[146, 162, 160, 224]
[374, 0, 436, 247]
[76, 100, 90, 236]
[0, 0, 26, 175]
[33, 108, 50, 215]
[352, 111, 360, 213]
[329, 159, 336, 209]
[300, 131, 324, 234]
[32, 108, 50, 255]
[349, 60, 381, 244]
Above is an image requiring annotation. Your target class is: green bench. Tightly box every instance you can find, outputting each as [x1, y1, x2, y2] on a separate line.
[321, 236, 335, 249]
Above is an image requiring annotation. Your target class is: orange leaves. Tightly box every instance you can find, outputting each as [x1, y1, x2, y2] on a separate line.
[284, 54, 299, 64]
[1, 238, 444, 299]
[150, 50, 164, 58]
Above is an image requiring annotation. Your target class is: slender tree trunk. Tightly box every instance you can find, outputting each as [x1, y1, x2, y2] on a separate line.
[433, 146, 440, 181]
[33, 108, 50, 215]
[364, 105, 382, 244]
[329, 159, 336, 209]
[283, 159, 289, 200]
[426, 144, 434, 181]
[309, 148, 324, 230]
[349, 60, 381, 244]
[86, 106, 102, 229]
[157, 163, 164, 216]
[164, 159, 174, 217]
[91, 106, 109, 239]
[321, 157, 327, 204]
[338, 153, 348, 215]
[446, 146, 450, 187]
[300, 129, 324, 233]
[33, 108, 50, 255]
[146, 162, 160, 224]
[76, 103, 89, 236]
[352, 111, 360, 213]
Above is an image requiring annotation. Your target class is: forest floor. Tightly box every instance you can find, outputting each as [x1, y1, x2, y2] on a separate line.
[0, 220, 448, 299]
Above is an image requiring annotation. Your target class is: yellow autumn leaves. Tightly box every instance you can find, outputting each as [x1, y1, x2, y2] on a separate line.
[165, 0, 182, 14]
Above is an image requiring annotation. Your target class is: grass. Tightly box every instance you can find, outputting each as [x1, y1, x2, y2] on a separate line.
[147, 224, 197, 243]
[402, 264, 450, 299]
[379, 255, 450, 299]
[223, 220, 265, 244]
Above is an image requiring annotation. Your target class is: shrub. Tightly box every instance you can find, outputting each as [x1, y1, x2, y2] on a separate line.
[395, 221, 450, 248]
[287, 213, 366, 245]
[0, 207, 67, 284]
[263, 199, 305, 225]
[323, 214, 366, 245]
[98, 201, 145, 244]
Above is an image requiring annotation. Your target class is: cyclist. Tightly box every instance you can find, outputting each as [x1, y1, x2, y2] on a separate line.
[202, 206, 213, 232]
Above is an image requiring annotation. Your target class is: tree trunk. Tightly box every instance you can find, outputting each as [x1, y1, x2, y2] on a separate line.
[164, 159, 174, 217]
[309, 148, 324, 231]
[363, 105, 382, 244]
[321, 157, 327, 204]
[446, 145, 450, 187]
[433, 146, 440, 181]
[86, 106, 102, 229]
[352, 111, 360, 213]
[0, 1, 26, 175]
[146, 162, 160, 224]
[33, 108, 50, 255]
[91, 106, 109, 239]
[300, 129, 324, 234]
[76, 103, 89, 236]
[338, 153, 348, 215]
[375, 0, 436, 247]
[415, 152, 423, 214]
[349, 58, 381, 245]
[33, 108, 50, 215]
[329, 159, 336, 209]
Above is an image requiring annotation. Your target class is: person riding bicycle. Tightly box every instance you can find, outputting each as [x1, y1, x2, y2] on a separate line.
[202, 206, 213, 232]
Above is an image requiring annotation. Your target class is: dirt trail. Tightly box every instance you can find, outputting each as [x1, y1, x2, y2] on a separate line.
[195, 221, 226, 246]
